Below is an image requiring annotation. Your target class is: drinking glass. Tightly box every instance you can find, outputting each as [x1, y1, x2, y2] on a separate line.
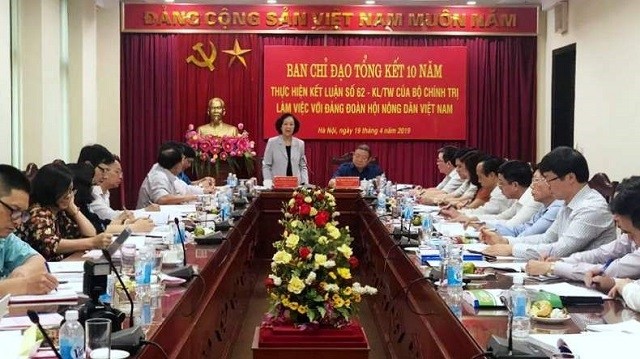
[120, 243, 136, 276]
[85, 318, 111, 359]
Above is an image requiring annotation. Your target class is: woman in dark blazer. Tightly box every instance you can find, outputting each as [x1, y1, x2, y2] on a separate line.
[262, 113, 309, 185]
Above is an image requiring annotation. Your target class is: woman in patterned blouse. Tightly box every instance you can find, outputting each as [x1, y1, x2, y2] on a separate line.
[16, 163, 112, 261]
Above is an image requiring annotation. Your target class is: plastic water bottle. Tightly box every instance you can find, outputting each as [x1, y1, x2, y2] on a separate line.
[135, 246, 154, 330]
[59, 310, 84, 359]
[511, 274, 530, 338]
[376, 190, 387, 216]
[420, 214, 433, 248]
[446, 245, 463, 318]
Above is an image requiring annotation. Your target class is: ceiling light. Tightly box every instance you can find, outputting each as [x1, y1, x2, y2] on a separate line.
[164, 0, 174, 3]
[365, 0, 376, 4]
[466, 1, 477, 4]
[267, 0, 277, 3]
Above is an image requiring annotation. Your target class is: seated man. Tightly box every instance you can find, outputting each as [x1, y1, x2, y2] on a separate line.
[417, 146, 463, 198]
[483, 169, 563, 239]
[328, 144, 383, 187]
[525, 177, 640, 288]
[442, 156, 513, 217]
[137, 143, 198, 208]
[175, 143, 215, 194]
[424, 147, 477, 205]
[0, 165, 58, 296]
[483, 147, 616, 259]
[452, 161, 542, 227]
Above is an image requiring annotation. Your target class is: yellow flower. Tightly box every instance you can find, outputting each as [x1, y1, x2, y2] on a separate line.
[304, 196, 312, 203]
[309, 207, 318, 216]
[297, 305, 308, 314]
[354, 293, 362, 303]
[326, 193, 335, 202]
[337, 244, 353, 258]
[288, 198, 295, 206]
[270, 293, 278, 300]
[289, 301, 299, 311]
[285, 234, 300, 248]
[333, 297, 345, 308]
[314, 254, 327, 266]
[291, 220, 301, 228]
[273, 250, 292, 264]
[332, 293, 341, 301]
[337, 267, 352, 279]
[344, 299, 351, 308]
[343, 287, 353, 296]
[287, 275, 305, 294]
[317, 236, 328, 245]
[282, 297, 290, 306]
[329, 272, 337, 280]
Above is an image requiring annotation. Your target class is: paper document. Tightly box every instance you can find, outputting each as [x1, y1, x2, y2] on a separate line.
[524, 282, 611, 299]
[0, 313, 63, 330]
[45, 261, 84, 273]
[9, 290, 79, 305]
[528, 332, 640, 359]
[0, 330, 22, 358]
[586, 319, 640, 334]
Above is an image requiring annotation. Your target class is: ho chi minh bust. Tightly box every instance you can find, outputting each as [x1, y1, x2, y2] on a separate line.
[196, 97, 239, 137]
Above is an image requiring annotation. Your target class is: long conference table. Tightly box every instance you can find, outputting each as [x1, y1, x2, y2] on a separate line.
[135, 191, 636, 358]
[136, 190, 483, 358]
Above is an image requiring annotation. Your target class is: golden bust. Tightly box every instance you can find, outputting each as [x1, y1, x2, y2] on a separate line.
[197, 97, 239, 137]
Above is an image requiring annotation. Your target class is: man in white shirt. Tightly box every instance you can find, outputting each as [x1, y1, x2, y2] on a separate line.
[452, 161, 541, 226]
[418, 146, 462, 200]
[443, 156, 513, 217]
[528, 177, 640, 297]
[137, 143, 198, 208]
[422, 148, 477, 205]
[483, 147, 616, 259]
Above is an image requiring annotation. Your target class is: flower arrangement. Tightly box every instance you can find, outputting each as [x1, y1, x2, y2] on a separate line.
[264, 187, 377, 329]
[184, 123, 257, 178]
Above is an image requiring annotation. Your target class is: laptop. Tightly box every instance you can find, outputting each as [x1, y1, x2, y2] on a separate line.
[106, 227, 132, 256]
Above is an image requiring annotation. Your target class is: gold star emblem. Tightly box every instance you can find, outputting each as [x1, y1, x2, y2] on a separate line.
[222, 39, 252, 68]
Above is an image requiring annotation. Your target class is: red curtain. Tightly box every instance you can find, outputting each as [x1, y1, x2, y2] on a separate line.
[121, 33, 536, 209]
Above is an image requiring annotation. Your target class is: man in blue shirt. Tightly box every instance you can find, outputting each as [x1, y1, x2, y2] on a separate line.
[329, 144, 384, 187]
[0, 164, 58, 296]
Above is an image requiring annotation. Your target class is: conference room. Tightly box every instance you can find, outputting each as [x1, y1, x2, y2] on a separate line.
[1, 0, 639, 358]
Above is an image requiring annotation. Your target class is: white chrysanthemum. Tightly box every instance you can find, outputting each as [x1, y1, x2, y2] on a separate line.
[269, 274, 282, 286]
[323, 260, 336, 269]
[364, 285, 378, 295]
[304, 271, 316, 285]
[324, 283, 339, 292]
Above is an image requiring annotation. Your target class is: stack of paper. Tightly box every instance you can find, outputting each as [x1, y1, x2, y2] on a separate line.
[586, 319, 640, 334]
[524, 282, 611, 299]
[9, 290, 78, 305]
[528, 332, 640, 359]
[0, 313, 63, 330]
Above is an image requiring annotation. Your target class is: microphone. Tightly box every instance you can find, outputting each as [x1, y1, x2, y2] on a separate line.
[102, 249, 134, 328]
[165, 218, 194, 279]
[485, 296, 547, 358]
[27, 310, 63, 359]
[174, 217, 187, 267]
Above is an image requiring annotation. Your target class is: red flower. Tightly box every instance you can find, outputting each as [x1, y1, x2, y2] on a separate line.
[299, 204, 311, 216]
[314, 210, 330, 227]
[316, 193, 324, 201]
[288, 205, 298, 214]
[264, 277, 274, 288]
[299, 246, 312, 259]
[348, 256, 359, 268]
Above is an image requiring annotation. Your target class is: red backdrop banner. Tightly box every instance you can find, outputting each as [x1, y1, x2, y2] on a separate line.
[122, 4, 538, 36]
[263, 45, 467, 140]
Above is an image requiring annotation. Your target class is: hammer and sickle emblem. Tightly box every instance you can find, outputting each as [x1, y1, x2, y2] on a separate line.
[186, 41, 217, 71]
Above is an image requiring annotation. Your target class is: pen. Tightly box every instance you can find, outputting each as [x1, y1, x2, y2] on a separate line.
[44, 262, 58, 292]
[602, 258, 615, 272]
[467, 249, 497, 261]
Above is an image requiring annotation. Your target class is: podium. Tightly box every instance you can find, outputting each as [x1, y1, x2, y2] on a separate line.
[252, 323, 369, 359]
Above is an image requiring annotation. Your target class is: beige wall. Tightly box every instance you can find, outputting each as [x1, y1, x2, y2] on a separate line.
[542, 0, 640, 181]
[0, 0, 10, 164]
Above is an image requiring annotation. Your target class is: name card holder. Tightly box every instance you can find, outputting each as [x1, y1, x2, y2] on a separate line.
[334, 177, 360, 189]
[273, 176, 299, 189]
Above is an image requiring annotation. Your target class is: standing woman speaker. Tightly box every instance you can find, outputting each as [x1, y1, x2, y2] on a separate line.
[262, 113, 309, 185]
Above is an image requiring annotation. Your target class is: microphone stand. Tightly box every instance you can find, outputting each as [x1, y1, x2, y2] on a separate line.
[102, 249, 134, 328]
[27, 310, 63, 359]
[500, 295, 514, 355]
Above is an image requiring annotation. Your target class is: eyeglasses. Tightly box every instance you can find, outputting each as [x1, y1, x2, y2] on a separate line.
[97, 165, 109, 172]
[0, 199, 30, 222]
[545, 176, 562, 183]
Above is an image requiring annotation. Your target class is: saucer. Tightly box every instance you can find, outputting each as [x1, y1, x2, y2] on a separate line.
[90, 348, 130, 359]
[531, 315, 571, 324]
